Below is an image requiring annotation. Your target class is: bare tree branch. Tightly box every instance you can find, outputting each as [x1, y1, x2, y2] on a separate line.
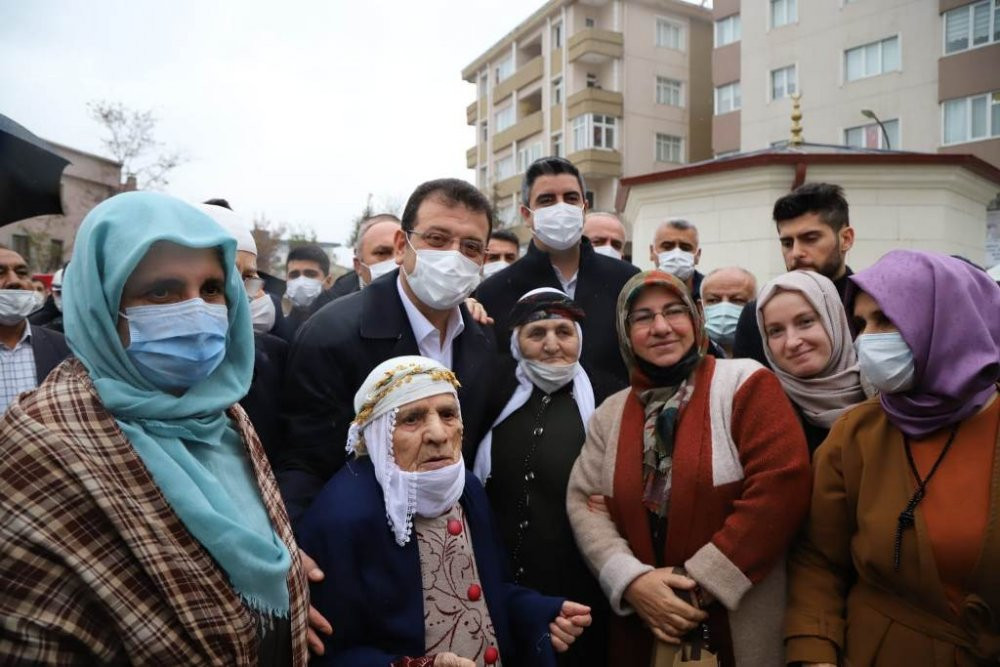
[87, 100, 187, 190]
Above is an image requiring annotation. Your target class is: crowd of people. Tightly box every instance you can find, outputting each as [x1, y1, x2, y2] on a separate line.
[0, 155, 998, 666]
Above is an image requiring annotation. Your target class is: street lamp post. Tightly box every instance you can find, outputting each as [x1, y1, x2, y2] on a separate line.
[861, 109, 891, 150]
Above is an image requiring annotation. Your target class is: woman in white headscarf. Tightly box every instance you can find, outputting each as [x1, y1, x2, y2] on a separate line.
[297, 355, 592, 667]
[473, 288, 607, 667]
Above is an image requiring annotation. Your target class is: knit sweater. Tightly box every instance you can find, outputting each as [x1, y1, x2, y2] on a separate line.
[567, 356, 811, 666]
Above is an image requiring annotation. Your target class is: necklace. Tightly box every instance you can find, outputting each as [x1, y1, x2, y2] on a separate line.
[893, 424, 960, 571]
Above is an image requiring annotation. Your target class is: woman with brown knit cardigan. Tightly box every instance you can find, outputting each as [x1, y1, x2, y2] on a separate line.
[567, 270, 812, 665]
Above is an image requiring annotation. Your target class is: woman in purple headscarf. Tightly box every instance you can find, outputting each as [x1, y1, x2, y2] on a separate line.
[784, 250, 1000, 666]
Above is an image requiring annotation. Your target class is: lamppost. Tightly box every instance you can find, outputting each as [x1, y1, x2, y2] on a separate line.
[861, 109, 891, 150]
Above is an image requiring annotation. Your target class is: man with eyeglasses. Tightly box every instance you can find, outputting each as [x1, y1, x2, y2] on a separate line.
[276, 178, 498, 524]
[476, 156, 639, 404]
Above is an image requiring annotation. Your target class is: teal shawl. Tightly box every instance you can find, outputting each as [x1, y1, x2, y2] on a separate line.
[62, 191, 291, 617]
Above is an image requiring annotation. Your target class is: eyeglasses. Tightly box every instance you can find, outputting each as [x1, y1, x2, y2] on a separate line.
[627, 304, 691, 330]
[407, 230, 485, 260]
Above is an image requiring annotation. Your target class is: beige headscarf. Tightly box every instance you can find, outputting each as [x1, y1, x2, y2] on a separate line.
[756, 270, 868, 428]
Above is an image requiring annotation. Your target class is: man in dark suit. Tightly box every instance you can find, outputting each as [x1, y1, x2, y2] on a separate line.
[0, 246, 71, 414]
[475, 157, 638, 404]
[277, 178, 497, 522]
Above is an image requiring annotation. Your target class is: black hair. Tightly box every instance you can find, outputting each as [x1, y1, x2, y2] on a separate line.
[401, 178, 493, 239]
[286, 244, 330, 276]
[773, 183, 849, 231]
[490, 229, 520, 246]
[520, 156, 586, 207]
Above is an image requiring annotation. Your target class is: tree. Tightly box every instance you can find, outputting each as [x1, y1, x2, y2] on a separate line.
[87, 100, 186, 190]
[251, 215, 285, 275]
[346, 193, 404, 251]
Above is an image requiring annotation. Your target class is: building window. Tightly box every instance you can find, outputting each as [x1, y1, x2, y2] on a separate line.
[517, 142, 543, 173]
[655, 133, 683, 163]
[845, 36, 900, 82]
[845, 118, 899, 149]
[552, 77, 563, 105]
[944, 1, 999, 54]
[495, 55, 514, 84]
[656, 76, 683, 106]
[478, 74, 488, 98]
[572, 114, 617, 151]
[715, 81, 741, 114]
[480, 121, 487, 142]
[943, 91, 1000, 144]
[495, 154, 515, 181]
[656, 17, 684, 50]
[585, 17, 595, 28]
[586, 72, 599, 88]
[770, 65, 797, 100]
[496, 203, 515, 227]
[715, 14, 741, 47]
[552, 22, 563, 49]
[771, 0, 797, 28]
[478, 166, 487, 189]
[495, 105, 515, 132]
[552, 132, 563, 157]
[12, 234, 30, 266]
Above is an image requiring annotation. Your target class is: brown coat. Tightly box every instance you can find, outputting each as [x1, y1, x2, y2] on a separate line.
[785, 397, 1000, 666]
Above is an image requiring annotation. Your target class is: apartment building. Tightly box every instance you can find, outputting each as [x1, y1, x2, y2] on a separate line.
[711, 0, 1000, 169]
[462, 0, 713, 226]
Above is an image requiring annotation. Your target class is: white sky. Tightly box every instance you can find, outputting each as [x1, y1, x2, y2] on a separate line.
[0, 0, 558, 258]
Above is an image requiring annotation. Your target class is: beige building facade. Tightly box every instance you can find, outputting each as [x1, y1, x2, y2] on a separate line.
[462, 0, 713, 227]
[712, 0, 1000, 170]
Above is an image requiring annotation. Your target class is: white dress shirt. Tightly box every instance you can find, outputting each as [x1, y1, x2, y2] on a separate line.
[396, 277, 464, 370]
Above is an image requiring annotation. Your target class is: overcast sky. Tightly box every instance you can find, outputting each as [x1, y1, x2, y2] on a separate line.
[0, 0, 560, 255]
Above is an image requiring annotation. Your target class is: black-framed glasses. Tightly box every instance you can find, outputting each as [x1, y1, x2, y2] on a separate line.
[627, 304, 691, 330]
[407, 230, 485, 260]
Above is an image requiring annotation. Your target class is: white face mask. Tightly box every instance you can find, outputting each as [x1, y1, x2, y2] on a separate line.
[406, 458, 466, 519]
[855, 332, 916, 394]
[481, 260, 510, 278]
[404, 241, 482, 310]
[249, 293, 276, 334]
[521, 359, 580, 394]
[704, 302, 743, 347]
[362, 259, 397, 287]
[285, 276, 324, 308]
[657, 248, 696, 281]
[0, 289, 40, 325]
[32, 291, 46, 310]
[593, 244, 623, 260]
[531, 202, 584, 251]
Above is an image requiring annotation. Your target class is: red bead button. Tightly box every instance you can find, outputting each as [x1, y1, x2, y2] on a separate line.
[467, 583, 482, 601]
[484, 646, 499, 664]
[447, 518, 462, 536]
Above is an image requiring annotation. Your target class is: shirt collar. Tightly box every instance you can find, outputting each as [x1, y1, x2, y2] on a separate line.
[1, 321, 31, 351]
[396, 276, 464, 345]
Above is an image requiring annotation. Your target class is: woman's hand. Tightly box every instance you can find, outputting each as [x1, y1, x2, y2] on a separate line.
[586, 494, 610, 515]
[300, 550, 333, 655]
[623, 569, 707, 644]
[433, 653, 476, 667]
[464, 297, 493, 325]
[549, 600, 592, 652]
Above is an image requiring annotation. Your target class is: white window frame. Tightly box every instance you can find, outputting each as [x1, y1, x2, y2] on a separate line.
[941, 91, 1000, 146]
[943, 0, 1000, 55]
[552, 132, 563, 158]
[715, 14, 741, 47]
[552, 76, 563, 106]
[572, 114, 618, 151]
[495, 55, 514, 84]
[495, 105, 515, 132]
[552, 22, 563, 49]
[478, 166, 487, 189]
[844, 35, 900, 83]
[714, 81, 741, 115]
[843, 118, 899, 149]
[656, 76, 683, 107]
[655, 17, 685, 50]
[770, 0, 797, 29]
[517, 141, 543, 173]
[496, 203, 515, 227]
[495, 154, 515, 181]
[770, 64, 797, 101]
[655, 133, 683, 163]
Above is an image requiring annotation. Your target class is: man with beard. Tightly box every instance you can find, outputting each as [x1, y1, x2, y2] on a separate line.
[732, 183, 855, 366]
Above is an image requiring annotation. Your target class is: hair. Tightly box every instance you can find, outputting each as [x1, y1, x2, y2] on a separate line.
[286, 244, 330, 276]
[489, 229, 520, 246]
[704, 266, 758, 293]
[401, 178, 493, 238]
[654, 218, 700, 245]
[202, 198, 232, 210]
[520, 156, 587, 207]
[773, 182, 849, 231]
[354, 214, 401, 255]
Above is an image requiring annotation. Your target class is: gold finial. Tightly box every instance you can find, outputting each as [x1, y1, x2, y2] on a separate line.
[790, 93, 803, 146]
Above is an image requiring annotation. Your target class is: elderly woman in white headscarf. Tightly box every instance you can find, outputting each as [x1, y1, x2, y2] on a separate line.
[297, 355, 592, 667]
[473, 288, 608, 667]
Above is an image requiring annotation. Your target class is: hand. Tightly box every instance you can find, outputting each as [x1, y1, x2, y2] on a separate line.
[300, 550, 333, 655]
[586, 494, 609, 515]
[550, 600, 592, 652]
[433, 653, 476, 667]
[623, 568, 707, 644]
[464, 297, 494, 326]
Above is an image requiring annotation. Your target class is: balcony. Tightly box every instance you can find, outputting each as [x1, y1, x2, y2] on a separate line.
[567, 87, 623, 118]
[495, 174, 522, 199]
[467, 146, 478, 169]
[493, 56, 544, 103]
[467, 102, 477, 126]
[493, 110, 544, 152]
[566, 148, 622, 178]
[568, 28, 623, 64]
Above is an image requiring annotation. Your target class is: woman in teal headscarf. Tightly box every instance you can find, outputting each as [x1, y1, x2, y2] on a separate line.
[0, 192, 310, 665]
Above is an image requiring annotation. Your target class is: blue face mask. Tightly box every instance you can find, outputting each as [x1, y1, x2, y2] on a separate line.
[122, 298, 229, 392]
[703, 301, 743, 347]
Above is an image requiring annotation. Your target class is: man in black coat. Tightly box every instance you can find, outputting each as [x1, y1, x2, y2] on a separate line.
[316, 214, 401, 306]
[475, 157, 638, 404]
[732, 182, 856, 366]
[277, 179, 498, 522]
